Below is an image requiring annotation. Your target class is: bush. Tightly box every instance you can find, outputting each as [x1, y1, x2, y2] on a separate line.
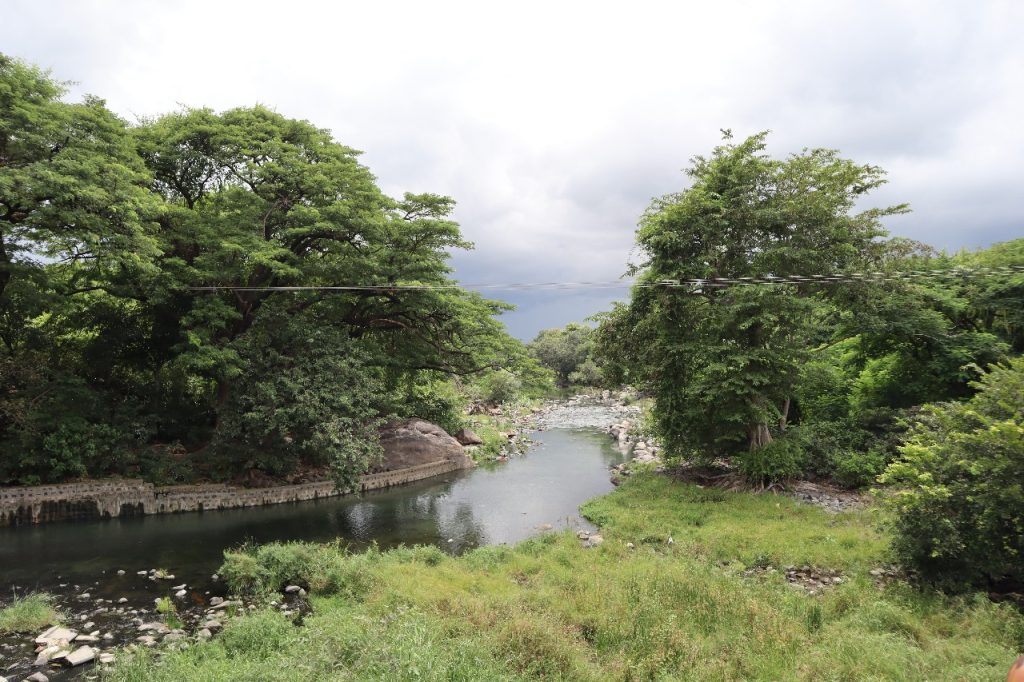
[831, 448, 887, 488]
[736, 436, 808, 485]
[880, 358, 1024, 590]
[479, 370, 522, 404]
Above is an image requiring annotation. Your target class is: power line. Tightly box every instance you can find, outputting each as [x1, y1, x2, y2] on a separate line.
[185, 264, 1024, 294]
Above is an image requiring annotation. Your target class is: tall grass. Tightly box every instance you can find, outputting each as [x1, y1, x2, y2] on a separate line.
[0, 592, 59, 634]
[103, 475, 1024, 681]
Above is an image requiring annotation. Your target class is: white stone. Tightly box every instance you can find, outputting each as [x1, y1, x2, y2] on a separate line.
[26, 673, 49, 682]
[284, 585, 302, 594]
[99, 652, 115, 663]
[34, 626, 77, 646]
[60, 645, 96, 667]
[171, 583, 186, 591]
[34, 644, 61, 666]
[197, 628, 212, 640]
[175, 589, 187, 598]
[116, 569, 126, 576]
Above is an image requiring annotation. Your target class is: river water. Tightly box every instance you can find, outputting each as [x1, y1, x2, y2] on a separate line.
[0, 417, 632, 678]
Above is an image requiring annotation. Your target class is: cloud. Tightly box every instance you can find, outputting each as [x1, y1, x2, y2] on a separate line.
[5, 0, 1022, 338]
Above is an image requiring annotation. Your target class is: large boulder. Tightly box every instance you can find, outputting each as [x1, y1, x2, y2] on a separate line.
[374, 419, 471, 472]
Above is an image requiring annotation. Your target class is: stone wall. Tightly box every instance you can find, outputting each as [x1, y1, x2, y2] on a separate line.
[0, 458, 469, 527]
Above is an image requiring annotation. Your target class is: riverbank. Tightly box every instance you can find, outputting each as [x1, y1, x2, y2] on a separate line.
[98, 473, 1023, 681]
[0, 424, 627, 681]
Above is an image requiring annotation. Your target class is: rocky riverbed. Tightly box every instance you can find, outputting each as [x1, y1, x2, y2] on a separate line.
[0, 567, 296, 682]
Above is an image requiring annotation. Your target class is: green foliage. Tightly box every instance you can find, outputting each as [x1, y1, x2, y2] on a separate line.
[881, 358, 1024, 589]
[736, 437, 808, 485]
[0, 55, 529, 485]
[528, 322, 603, 387]
[0, 593, 59, 634]
[598, 131, 905, 467]
[831, 448, 888, 489]
[477, 369, 522, 405]
[104, 477, 1023, 681]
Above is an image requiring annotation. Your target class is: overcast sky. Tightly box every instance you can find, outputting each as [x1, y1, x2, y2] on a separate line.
[5, 0, 1022, 338]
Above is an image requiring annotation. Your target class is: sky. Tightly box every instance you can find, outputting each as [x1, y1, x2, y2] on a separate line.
[4, 0, 1022, 339]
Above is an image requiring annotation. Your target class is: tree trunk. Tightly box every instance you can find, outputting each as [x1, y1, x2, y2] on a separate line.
[778, 398, 791, 433]
[748, 423, 773, 450]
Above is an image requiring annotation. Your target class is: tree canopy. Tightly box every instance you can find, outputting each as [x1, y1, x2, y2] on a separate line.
[0, 55, 533, 486]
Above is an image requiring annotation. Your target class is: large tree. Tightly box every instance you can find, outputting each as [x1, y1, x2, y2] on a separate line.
[598, 131, 907, 458]
[0, 56, 525, 485]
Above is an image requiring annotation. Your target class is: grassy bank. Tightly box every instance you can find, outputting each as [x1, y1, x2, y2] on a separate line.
[104, 476, 1023, 681]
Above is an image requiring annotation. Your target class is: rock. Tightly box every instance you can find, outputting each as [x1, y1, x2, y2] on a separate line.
[116, 569, 126, 576]
[137, 635, 157, 646]
[59, 645, 95, 667]
[35, 626, 77, 646]
[118, 597, 128, 604]
[626, 542, 635, 550]
[83, 621, 95, 630]
[298, 588, 307, 597]
[33, 645, 61, 666]
[284, 585, 302, 594]
[209, 596, 224, 606]
[869, 568, 884, 577]
[171, 583, 186, 591]
[99, 652, 115, 664]
[453, 428, 483, 446]
[373, 418, 473, 472]
[202, 619, 222, 632]
[211, 574, 219, 581]
[78, 592, 90, 599]
[175, 589, 187, 598]
[576, 530, 590, 540]
[138, 622, 170, 634]
[583, 534, 604, 548]
[73, 635, 99, 643]
[197, 628, 212, 640]
[25, 673, 49, 682]
[136, 570, 147, 575]
[211, 600, 241, 610]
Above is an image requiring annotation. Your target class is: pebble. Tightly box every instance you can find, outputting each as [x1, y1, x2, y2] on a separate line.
[118, 597, 128, 603]
[175, 589, 187, 598]
[284, 585, 302, 594]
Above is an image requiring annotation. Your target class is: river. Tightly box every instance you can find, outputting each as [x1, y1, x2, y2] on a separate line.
[0, 408, 637, 679]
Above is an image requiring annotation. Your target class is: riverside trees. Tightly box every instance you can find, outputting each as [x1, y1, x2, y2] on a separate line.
[595, 132, 1017, 485]
[0, 55, 536, 486]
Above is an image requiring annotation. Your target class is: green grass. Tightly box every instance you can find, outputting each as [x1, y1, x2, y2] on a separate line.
[103, 475, 1024, 681]
[0, 592, 59, 634]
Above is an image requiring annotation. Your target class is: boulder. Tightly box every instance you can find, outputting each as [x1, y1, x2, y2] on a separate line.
[453, 428, 483, 446]
[373, 419, 471, 472]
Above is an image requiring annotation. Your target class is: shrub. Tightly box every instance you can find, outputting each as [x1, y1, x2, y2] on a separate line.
[831, 448, 887, 489]
[479, 370, 522, 404]
[737, 437, 808, 486]
[880, 358, 1024, 590]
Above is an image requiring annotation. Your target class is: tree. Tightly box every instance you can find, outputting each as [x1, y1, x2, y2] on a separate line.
[1, 56, 529, 485]
[598, 131, 907, 460]
[528, 323, 600, 387]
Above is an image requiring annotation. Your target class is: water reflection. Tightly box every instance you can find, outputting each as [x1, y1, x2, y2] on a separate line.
[0, 429, 622, 593]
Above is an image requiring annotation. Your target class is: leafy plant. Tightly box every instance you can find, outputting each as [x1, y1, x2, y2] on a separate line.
[881, 358, 1024, 589]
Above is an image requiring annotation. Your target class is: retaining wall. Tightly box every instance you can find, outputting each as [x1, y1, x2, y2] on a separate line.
[0, 458, 468, 527]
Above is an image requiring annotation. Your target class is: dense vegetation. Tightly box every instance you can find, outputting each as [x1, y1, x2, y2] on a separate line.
[527, 322, 604, 388]
[104, 475, 1024, 681]
[0, 54, 548, 486]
